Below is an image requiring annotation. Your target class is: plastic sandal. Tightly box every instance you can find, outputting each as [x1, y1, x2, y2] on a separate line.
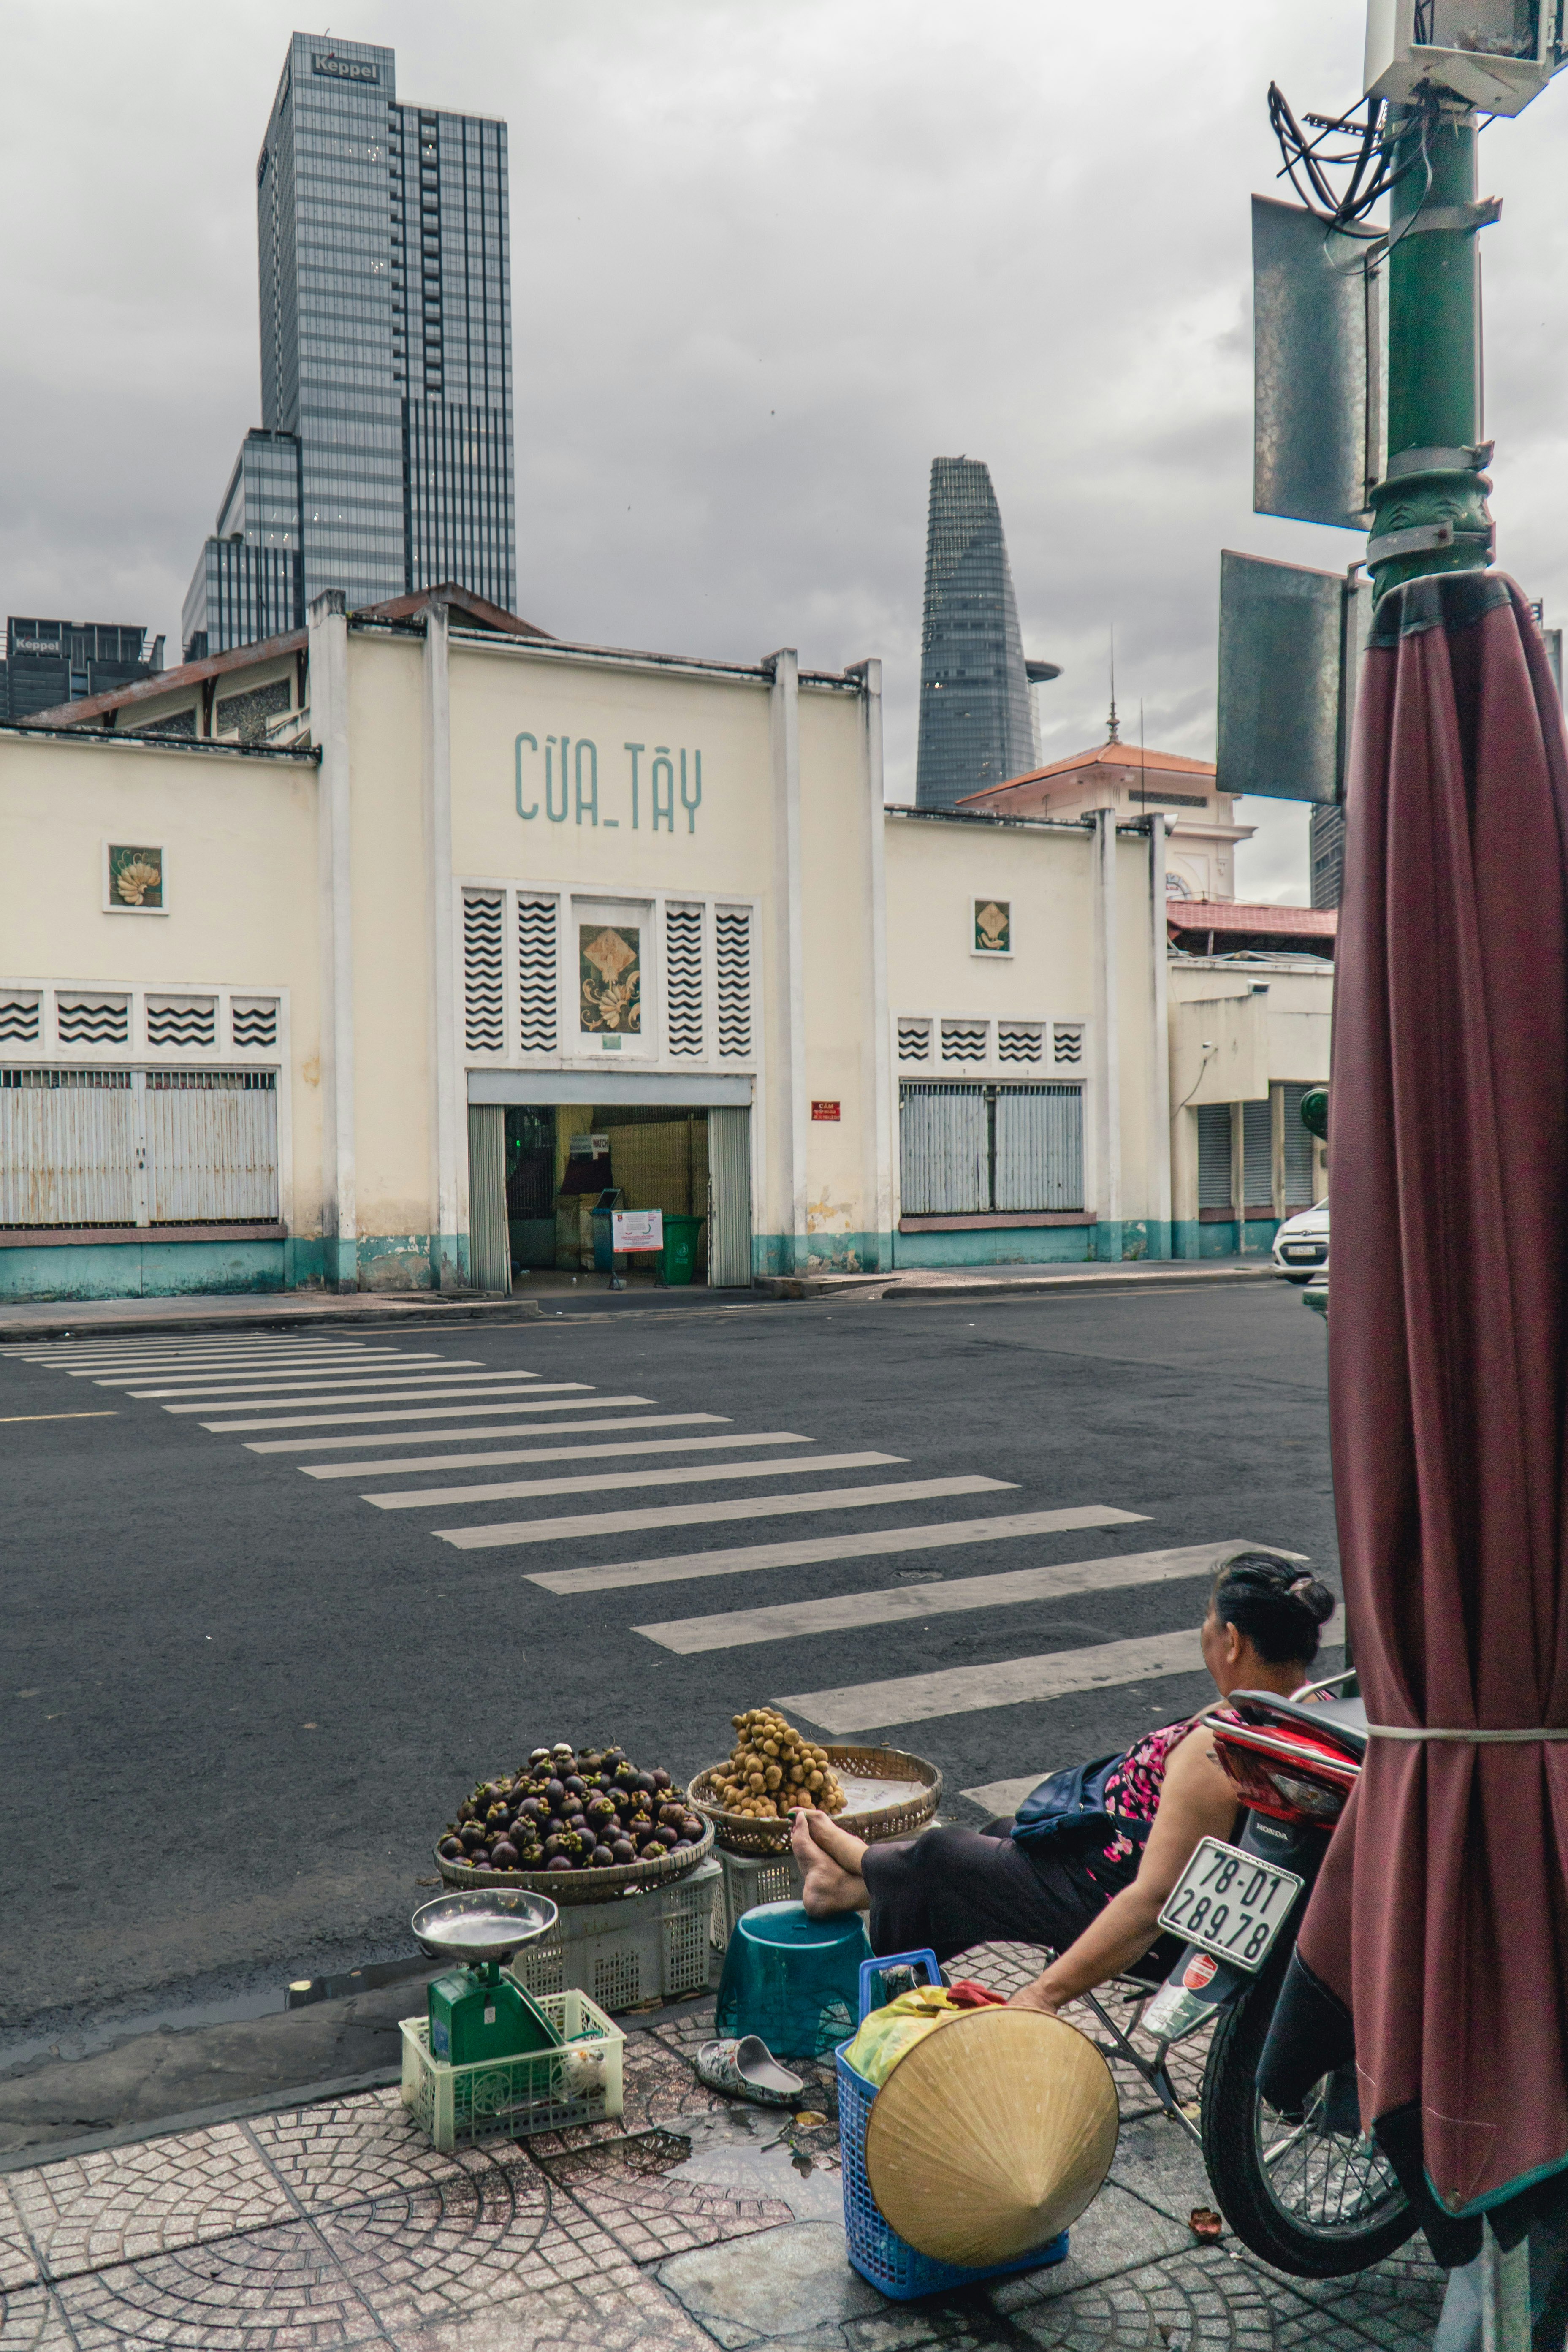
[694, 2034, 806, 2107]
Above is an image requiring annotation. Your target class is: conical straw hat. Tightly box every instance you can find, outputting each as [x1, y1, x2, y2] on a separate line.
[864, 2008, 1118, 2267]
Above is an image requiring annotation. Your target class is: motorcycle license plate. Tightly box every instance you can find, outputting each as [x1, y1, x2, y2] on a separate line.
[1157, 1837, 1305, 1974]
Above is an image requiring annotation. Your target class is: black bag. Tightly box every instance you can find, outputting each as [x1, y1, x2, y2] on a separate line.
[1009, 1751, 1122, 1850]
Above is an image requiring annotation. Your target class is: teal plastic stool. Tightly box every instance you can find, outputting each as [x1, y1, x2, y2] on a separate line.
[715, 1901, 872, 2059]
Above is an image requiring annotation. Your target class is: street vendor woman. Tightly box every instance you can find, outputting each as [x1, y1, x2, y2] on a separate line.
[790, 1552, 1336, 2013]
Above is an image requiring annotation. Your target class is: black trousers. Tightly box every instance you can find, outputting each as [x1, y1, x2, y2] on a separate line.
[860, 1825, 1105, 1969]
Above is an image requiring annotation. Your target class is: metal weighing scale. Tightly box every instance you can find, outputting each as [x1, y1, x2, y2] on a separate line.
[412, 1889, 561, 2065]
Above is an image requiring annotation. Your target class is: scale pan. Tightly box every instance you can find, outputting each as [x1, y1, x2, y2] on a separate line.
[411, 1888, 558, 1964]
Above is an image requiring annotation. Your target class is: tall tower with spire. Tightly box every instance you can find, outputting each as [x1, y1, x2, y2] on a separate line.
[914, 458, 1037, 811]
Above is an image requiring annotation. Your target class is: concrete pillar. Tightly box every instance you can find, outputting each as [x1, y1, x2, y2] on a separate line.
[309, 589, 356, 1292]
[1092, 809, 1123, 1262]
[422, 597, 462, 1289]
[1146, 815, 1172, 1258]
[848, 658, 893, 1272]
[766, 648, 807, 1274]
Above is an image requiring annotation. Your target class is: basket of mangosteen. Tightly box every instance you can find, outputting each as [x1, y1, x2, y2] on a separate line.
[435, 1741, 713, 1903]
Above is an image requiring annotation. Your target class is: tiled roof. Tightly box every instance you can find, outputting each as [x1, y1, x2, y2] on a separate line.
[959, 739, 1217, 806]
[1169, 898, 1337, 936]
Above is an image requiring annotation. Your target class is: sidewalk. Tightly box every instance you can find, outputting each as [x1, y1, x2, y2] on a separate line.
[0, 1942, 1442, 2351]
[0, 1256, 1280, 1342]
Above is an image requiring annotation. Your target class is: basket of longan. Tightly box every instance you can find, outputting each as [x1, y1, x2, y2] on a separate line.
[689, 1710, 943, 1856]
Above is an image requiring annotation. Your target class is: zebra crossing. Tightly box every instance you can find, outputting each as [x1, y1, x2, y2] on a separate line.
[1, 1328, 1305, 1788]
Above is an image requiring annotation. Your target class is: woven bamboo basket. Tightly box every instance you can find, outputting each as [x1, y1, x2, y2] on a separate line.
[688, 1744, 942, 1856]
[434, 1813, 713, 1907]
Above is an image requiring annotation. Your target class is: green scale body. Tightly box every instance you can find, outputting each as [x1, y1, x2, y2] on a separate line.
[426, 1959, 560, 2065]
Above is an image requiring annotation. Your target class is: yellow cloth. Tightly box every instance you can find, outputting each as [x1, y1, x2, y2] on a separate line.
[843, 1986, 968, 2090]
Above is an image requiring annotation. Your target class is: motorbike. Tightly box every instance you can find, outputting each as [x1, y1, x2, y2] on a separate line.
[1074, 1670, 1418, 2278]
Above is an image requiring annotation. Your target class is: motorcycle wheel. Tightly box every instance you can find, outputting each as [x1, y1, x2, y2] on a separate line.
[1200, 1970, 1418, 2277]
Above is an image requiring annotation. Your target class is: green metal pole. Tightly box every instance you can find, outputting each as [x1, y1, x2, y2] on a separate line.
[1366, 103, 1495, 604]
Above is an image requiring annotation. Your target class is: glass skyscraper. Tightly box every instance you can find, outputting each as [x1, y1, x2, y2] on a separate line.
[185, 33, 514, 656]
[914, 458, 1036, 811]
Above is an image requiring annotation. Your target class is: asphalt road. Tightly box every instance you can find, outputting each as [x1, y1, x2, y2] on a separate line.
[0, 1280, 1334, 2057]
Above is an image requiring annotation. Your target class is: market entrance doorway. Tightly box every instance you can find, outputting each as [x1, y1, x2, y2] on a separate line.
[465, 1099, 751, 1291]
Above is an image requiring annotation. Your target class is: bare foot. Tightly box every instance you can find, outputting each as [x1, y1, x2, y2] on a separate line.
[789, 1806, 869, 1918]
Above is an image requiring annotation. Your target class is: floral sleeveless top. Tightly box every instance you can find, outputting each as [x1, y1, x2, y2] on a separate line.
[1081, 1719, 1192, 1892]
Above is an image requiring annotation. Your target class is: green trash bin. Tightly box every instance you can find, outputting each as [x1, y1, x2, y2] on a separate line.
[660, 1214, 705, 1286]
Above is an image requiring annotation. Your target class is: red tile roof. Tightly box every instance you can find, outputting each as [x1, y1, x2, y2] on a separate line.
[1169, 898, 1337, 936]
[959, 739, 1218, 808]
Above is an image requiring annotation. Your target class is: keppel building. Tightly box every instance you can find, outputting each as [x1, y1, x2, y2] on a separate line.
[1, 619, 163, 724]
[914, 457, 1039, 812]
[184, 33, 514, 659]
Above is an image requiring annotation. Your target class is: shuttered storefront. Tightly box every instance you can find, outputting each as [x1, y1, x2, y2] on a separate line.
[0, 1068, 278, 1229]
[1242, 1097, 1273, 1215]
[900, 1082, 1083, 1215]
[1196, 1104, 1233, 1213]
[1280, 1081, 1320, 1209]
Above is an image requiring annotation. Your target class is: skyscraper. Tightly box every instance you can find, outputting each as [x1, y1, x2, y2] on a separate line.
[914, 458, 1036, 811]
[185, 33, 514, 657]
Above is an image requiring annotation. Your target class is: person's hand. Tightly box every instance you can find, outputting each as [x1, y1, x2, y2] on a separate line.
[1007, 1977, 1064, 2014]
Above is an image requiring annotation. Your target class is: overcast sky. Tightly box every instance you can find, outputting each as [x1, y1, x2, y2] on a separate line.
[5, 2, 1568, 899]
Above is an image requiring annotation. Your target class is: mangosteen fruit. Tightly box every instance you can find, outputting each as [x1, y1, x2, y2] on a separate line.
[651, 1767, 672, 1790]
[602, 1747, 625, 1770]
[544, 1778, 566, 1808]
[460, 1823, 485, 1850]
[547, 1855, 572, 1872]
[563, 1773, 586, 1796]
[543, 1834, 566, 1859]
[634, 1771, 656, 1795]
[518, 1796, 544, 1824]
[528, 1746, 551, 1766]
[610, 1838, 635, 1864]
[613, 1761, 636, 1787]
[591, 1845, 615, 1868]
[438, 1836, 462, 1858]
[491, 1840, 519, 1869]
[551, 1741, 574, 1758]
[456, 1799, 476, 1823]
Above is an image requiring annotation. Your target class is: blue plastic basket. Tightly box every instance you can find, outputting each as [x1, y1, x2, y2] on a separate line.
[836, 1951, 1069, 2302]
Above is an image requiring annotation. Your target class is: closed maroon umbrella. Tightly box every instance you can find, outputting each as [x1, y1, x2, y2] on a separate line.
[1296, 569, 1568, 2222]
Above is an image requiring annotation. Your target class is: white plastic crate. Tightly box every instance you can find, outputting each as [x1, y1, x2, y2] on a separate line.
[711, 1845, 804, 1946]
[399, 1989, 624, 2151]
[507, 1860, 721, 2011]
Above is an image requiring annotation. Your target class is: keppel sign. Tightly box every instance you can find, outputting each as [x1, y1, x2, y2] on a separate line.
[313, 54, 379, 83]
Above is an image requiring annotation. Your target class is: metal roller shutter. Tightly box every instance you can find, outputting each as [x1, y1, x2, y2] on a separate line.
[1197, 1104, 1233, 1211]
[707, 1104, 752, 1286]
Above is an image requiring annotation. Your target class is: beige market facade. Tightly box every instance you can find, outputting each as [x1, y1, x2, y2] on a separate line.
[0, 588, 1329, 1300]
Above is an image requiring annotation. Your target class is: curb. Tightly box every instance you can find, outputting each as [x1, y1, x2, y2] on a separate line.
[0, 1297, 545, 1343]
[753, 1265, 1279, 1305]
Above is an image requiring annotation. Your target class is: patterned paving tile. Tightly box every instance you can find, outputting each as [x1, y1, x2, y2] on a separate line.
[246, 2088, 535, 2220]
[317, 2168, 640, 2335]
[0, 2181, 41, 2295]
[6, 2123, 291, 2284]
[52, 2216, 385, 2350]
[994, 2242, 1277, 2349]
[0, 2281, 75, 2351]
[538, 2128, 794, 2263]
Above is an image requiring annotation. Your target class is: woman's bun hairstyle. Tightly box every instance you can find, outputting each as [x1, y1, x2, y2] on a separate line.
[1211, 1550, 1337, 1666]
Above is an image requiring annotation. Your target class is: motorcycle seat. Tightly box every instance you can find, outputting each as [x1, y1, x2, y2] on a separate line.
[1229, 1687, 1367, 1759]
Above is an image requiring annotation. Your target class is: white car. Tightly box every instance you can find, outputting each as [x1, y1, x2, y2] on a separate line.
[1273, 1199, 1328, 1283]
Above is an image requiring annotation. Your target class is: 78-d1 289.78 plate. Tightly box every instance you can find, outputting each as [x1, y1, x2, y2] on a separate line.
[1157, 1837, 1305, 1973]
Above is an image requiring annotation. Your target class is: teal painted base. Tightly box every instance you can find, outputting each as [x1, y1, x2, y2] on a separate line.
[1171, 1219, 1280, 1259]
[754, 1232, 891, 1277]
[0, 1239, 293, 1303]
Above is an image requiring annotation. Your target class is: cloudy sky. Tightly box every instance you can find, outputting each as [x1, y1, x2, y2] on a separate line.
[5, 3, 1568, 899]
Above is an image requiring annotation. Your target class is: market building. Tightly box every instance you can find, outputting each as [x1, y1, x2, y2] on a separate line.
[0, 589, 1331, 1300]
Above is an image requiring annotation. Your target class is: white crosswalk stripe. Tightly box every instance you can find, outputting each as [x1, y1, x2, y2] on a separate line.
[435, 1476, 1016, 1550]
[246, 1411, 730, 1454]
[778, 1609, 1343, 1734]
[68, 1353, 454, 1381]
[303, 1431, 814, 1479]
[365, 1450, 907, 1511]
[162, 1379, 550, 1415]
[202, 1390, 642, 1432]
[632, 1541, 1237, 1653]
[528, 1507, 1148, 1596]
[104, 1363, 494, 1393]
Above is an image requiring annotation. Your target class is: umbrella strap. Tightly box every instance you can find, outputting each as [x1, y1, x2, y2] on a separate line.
[1367, 1725, 1568, 1742]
